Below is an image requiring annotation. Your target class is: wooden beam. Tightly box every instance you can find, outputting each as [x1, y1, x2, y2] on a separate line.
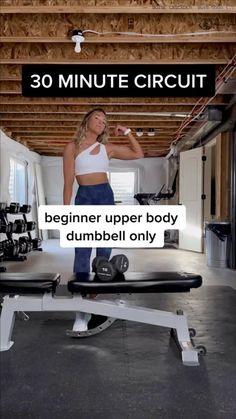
[25, 138, 171, 143]
[1, 35, 235, 44]
[10, 130, 177, 136]
[0, 59, 228, 65]
[16, 134, 170, 144]
[0, 66, 231, 82]
[2, 122, 185, 128]
[0, 95, 228, 106]
[0, 116, 186, 122]
[0, 104, 194, 113]
[1, 6, 236, 14]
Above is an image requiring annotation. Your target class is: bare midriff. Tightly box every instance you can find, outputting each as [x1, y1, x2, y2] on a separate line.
[76, 172, 109, 186]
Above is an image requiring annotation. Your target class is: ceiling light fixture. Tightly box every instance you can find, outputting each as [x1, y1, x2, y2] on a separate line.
[136, 128, 143, 137]
[71, 30, 85, 53]
[147, 128, 155, 137]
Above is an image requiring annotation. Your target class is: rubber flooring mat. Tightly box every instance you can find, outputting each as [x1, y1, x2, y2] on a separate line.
[0, 285, 236, 419]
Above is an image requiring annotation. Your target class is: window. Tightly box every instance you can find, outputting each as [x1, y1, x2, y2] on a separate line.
[108, 170, 138, 205]
[9, 158, 28, 205]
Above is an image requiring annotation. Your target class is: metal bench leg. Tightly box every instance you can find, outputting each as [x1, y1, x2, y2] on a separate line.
[0, 296, 16, 351]
[171, 311, 199, 366]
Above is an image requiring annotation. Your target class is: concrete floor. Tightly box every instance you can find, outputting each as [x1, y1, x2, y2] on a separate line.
[2, 239, 236, 288]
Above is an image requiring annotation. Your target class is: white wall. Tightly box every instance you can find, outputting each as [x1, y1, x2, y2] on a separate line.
[41, 155, 167, 238]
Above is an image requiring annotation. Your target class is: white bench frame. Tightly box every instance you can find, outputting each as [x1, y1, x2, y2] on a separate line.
[0, 291, 200, 366]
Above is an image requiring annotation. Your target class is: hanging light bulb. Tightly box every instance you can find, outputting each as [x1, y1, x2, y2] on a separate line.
[71, 30, 85, 53]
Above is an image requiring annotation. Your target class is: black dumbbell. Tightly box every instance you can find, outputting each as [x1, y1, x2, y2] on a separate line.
[14, 219, 27, 233]
[110, 254, 129, 274]
[4, 240, 20, 257]
[0, 202, 7, 211]
[92, 254, 129, 282]
[19, 236, 32, 253]
[1, 239, 11, 251]
[7, 222, 17, 233]
[19, 240, 27, 254]
[92, 256, 113, 282]
[6, 202, 20, 214]
[26, 221, 36, 231]
[0, 223, 12, 234]
[20, 204, 31, 214]
[31, 238, 42, 249]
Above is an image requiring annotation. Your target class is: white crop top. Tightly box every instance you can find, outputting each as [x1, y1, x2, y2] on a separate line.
[75, 142, 109, 176]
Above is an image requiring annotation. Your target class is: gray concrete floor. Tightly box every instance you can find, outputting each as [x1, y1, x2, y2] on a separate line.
[3, 239, 236, 288]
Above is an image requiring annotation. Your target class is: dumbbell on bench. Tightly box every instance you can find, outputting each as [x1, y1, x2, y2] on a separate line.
[92, 254, 129, 282]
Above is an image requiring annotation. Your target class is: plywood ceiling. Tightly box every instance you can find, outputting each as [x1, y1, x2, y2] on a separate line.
[0, 0, 236, 157]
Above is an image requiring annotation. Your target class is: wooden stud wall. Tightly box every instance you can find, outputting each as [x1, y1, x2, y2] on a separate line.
[215, 132, 231, 219]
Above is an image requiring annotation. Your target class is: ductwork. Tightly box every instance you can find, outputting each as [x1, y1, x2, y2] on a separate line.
[194, 103, 236, 148]
[173, 106, 223, 155]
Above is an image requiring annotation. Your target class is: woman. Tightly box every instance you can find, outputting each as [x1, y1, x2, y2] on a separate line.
[63, 108, 144, 331]
[63, 107, 144, 273]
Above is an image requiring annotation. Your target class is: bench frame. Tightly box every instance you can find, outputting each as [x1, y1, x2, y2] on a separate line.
[0, 292, 200, 366]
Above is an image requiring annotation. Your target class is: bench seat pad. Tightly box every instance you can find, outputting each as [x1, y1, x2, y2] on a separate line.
[68, 272, 202, 294]
[0, 273, 60, 294]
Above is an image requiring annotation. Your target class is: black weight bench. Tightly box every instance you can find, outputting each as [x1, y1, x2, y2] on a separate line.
[0, 271, 205, 366]
[68, 271, 202, 294]
[0, 272, 60, 294]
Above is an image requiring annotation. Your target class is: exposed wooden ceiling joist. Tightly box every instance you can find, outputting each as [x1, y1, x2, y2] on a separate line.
[0, 93, 228, 106]
[0, 105, 196, 113]
[0, 59, 229, 65]
[1, 6, 236, 14]
[1, 116, 186, 122]
[1, 35, 235, 44]
[1, 1, 235, 157]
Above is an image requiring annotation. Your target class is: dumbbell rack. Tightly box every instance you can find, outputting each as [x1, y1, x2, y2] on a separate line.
[0, 202, 42, 263]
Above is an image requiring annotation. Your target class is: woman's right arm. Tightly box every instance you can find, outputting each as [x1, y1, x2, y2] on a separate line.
[63, 142, 75, 205]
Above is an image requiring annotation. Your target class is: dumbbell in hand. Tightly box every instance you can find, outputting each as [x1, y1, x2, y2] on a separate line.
[92, 254, 129, 282]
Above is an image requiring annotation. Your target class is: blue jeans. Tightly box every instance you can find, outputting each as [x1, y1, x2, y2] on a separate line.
[73, 183, 115, 273]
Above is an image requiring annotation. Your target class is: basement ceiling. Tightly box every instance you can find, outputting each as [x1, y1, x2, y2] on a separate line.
[0, 0, 236, 157]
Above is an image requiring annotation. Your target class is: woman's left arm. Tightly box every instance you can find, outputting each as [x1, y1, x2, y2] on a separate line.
[107, 125, 144, 160]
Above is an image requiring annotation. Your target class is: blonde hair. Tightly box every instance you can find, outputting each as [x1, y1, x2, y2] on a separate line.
[73, 108, 109, 147]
